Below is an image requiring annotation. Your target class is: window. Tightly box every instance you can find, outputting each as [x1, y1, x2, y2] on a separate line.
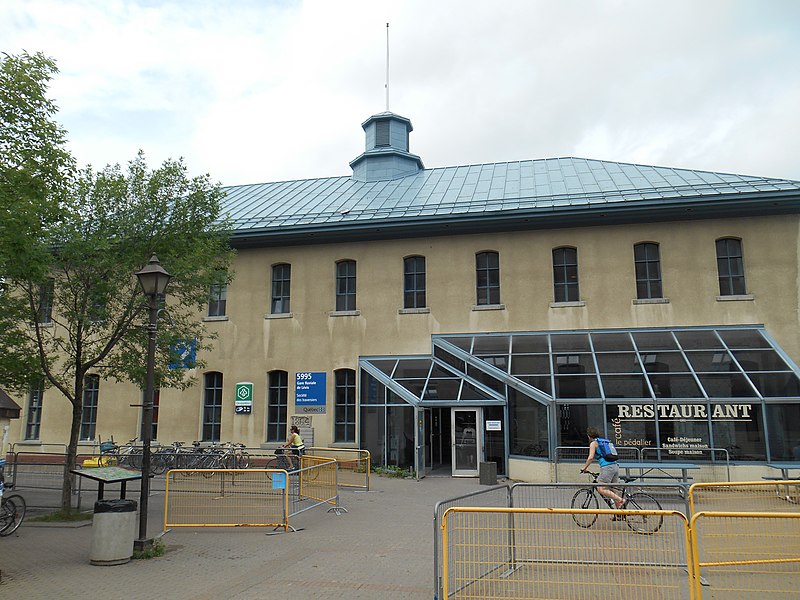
[375, 120, 390, 146]
[716, 237, 746, 295]
[336, 260, 356, 311]
[335, 369, 357, 442]
[37, 279, 54, 324]
[142, 390, 161, 442]
[475, 251, 500, 305]
[271, 263, 291, 314]
[25, 381, 44, 440]
[80, 375, 99, 440]
[403, 256, 426, 309]
[553, 247, 579, 302]
[267, 370, 288, 442]
[634, 242, 663, 299]
[202, 372, 223, 442]
[208, 280, 227, 317]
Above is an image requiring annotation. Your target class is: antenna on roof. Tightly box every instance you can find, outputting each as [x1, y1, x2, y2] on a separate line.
[385, 22, 390, 111]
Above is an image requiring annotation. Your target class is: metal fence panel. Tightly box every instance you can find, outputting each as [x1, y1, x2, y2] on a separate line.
[689, 481, 800, 515]
[442, 507, 692, 600]
[307, 447, 370, 490]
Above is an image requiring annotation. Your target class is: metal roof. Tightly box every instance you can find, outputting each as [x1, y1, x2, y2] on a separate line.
[222, 157, 800, 247]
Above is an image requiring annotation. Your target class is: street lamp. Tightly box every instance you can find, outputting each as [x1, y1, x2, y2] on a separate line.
[134, 254, 171, 550]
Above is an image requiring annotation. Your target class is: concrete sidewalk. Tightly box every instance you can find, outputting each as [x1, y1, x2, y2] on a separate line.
[0, 475, 484, 600]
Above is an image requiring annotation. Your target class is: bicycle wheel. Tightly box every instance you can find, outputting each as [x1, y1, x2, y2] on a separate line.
[151, 453, 168, 475]
[264, 457, 289, 481]
[0, 495, 26, 536]
[237, 452, 250, 469]
[571, 488, 599, 528]
[624, 492, 663, 535]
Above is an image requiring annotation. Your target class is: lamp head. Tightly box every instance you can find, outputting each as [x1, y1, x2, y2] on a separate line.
[135, 254, 172, 297]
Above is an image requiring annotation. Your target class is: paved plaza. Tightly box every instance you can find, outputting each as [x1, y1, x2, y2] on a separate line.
[0, 475, 483, 600]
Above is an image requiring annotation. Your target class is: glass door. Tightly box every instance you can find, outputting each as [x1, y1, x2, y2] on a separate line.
[452, 408, 481, 477]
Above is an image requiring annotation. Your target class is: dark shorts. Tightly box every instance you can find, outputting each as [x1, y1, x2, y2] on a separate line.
[598, 463, 619, 484]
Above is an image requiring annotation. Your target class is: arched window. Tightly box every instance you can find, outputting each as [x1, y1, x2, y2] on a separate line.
[552, 247, 579, 302]
[335, 369, 357, 442]
[716, 238, 746, 295]
[267, 370, 288, 442]
[476, 251, 500, 305]
[403, 255, 426, 309]
[202, 372, 223, 442]
[634, 242, 663, 299]
[336, 260, 357, 311]
[271, 263, 291, 314]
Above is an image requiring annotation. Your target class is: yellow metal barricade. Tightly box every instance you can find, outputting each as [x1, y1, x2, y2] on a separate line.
[307, 447, 370, 490]
[441, 507, 693, 600]
[297, 455, 338, 508]
[164, 469, 289, 531]
[688, 480, 800, 515]
[690, 511, 800, 599]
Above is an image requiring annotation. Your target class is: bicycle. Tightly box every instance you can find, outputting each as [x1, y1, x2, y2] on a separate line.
[266, 448, 300, 472]
[571, 470, 663, 534]
[0, 459, 26, 537]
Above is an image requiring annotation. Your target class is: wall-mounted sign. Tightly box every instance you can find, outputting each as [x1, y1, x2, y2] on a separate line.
[168, 339, 197, 370]
[615, 403, 753, 421]
[295, 372, 326, 414]
[235, 382, 253, 415]
[291, 415, 312, 428]
[485, 420, 502, 431]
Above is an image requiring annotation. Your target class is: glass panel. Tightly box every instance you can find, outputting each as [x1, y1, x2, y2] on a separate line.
[684, 351, 736, 372]
[595, 353, 639, 374]
[719, 329, 770, 349]
[640, 351, 690, 373]
[459, 381, 493, 401]
[551, 333, 590, 352]
[387, 406, 414, 467]
[674, 329, 723, 350]
[510, 354, 551, 375]
[433, 346, 466, 374]
[697, 373, 758, 398]
[429, 364, 458, 378]
[554, 375, 600, 399]
[653, 418, 711, 461]
[558, 403, 604, 449]
[454, 410, 478, 470]
[387, 390, 407, 405]
[517, 375, 552, 395]
[393, 359, 432, 379]
[606, 403, 658, 451]
[712, 403, 765, 460]
[765, 404, 800, 461]
[366, 359, 397, 376]
[632, 331, 677, 350]
[649, 374, 704, 398]
[441, 336, 473, 351]
[422, 379, 461, 401]
[591, 332, 633, 351]
[601, 375, 649, 399]
[362, 373, 384, 405]
[483, 405, 507, 473]
[510, 389, 549, 456]
[466, 363, 505, 393]
[360, 405, 385, 465]
[553, 353, 595, 374]
[477, 355, 509, 372]
[747, 373, 800, 397]
[473, 335, 510, 354]
[732, 349, 791, 372]
[396, 380, 425, 398]
[511, 334, 550, 353]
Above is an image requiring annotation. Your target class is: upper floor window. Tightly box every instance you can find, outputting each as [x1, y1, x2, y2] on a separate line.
[37, 279, 54, 324]
[202, 372, 223, 442]
[271, 263, 291, 314]
[375, 120, 390, 146]
[553, 247, 579, 302]
[475, 251, 500, 305]
[336, 260, 356, 311]
[634, 242, 663, 299]
[267, 370, 288, 443]
[80, 375, 99, 440]
[25, 381, 44, 440]
[208, 280, 227, 317]
[334, 369, 357, 443]
[716, 237, 746, 295]
[403, 256, 426, 309]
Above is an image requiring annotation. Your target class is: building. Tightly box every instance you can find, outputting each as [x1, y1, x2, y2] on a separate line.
[9, 111, 800, 481]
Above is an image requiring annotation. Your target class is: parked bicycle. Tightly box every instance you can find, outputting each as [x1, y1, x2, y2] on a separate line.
[100, 437, 143, 469]
[0, 459, 26, 536]
[571, 470, 663, 534]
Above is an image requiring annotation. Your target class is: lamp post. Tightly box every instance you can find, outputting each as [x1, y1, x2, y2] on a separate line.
[134, 254, 171, 550]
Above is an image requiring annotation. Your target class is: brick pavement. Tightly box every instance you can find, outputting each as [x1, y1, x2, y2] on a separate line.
[0, 475, 484, 600]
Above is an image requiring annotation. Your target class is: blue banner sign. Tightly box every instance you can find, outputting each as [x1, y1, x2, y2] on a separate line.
[295, 372, 326, 413]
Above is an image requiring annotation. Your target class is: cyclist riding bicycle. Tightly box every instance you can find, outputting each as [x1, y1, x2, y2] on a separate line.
[580, 427, 625, 510]
[282, 425, 305, 470]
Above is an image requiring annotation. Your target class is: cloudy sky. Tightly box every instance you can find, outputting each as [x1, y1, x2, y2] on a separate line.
[4, 0, 800, 186]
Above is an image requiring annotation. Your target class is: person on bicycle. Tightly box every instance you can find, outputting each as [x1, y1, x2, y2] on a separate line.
[283, 425, 305, 470]
[580, 427, 625, 509]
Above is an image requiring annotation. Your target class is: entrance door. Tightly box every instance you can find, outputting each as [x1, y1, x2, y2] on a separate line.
[452, 408, 481, 477]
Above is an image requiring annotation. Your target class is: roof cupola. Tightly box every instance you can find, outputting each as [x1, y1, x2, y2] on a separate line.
[349, 111, 423, 182]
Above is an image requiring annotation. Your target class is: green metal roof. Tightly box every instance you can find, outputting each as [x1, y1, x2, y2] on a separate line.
[223, 157, 800, 247]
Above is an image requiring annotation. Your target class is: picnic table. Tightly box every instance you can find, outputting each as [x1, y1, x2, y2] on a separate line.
[766, 463, 800, 480]
[618, 461, 700, 485]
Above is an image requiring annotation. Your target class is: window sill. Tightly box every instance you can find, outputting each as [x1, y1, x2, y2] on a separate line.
[549, 301, 585, 308]
[329, 310, 361, 317]
[716, 294, 754, 302]
[398, 307, 430, 315]
[265, 312, 293, 319]
[15, 440, 42, 445]
[633, 298, 670, 305]
[471, 304, 506, 311]
[203, 315, 229, 322]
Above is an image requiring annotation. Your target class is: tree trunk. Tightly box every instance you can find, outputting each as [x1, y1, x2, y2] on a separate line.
[61, 399, 83, 512]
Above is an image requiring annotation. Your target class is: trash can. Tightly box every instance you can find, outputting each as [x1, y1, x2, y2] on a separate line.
[90, 498, 137, 566]
[479, 461, 497, 485]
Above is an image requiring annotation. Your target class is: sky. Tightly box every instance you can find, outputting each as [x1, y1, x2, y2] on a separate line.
[3, 0, 800, 186]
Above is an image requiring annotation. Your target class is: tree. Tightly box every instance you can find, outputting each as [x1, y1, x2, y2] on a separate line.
[0, 53, 236, 510]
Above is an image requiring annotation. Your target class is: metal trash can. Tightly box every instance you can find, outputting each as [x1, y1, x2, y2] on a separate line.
[479, 461, 497, 485]
[90, 498, 137, 566]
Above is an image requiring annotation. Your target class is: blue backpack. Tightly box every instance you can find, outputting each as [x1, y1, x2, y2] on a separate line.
[596, 437, 619, 462]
